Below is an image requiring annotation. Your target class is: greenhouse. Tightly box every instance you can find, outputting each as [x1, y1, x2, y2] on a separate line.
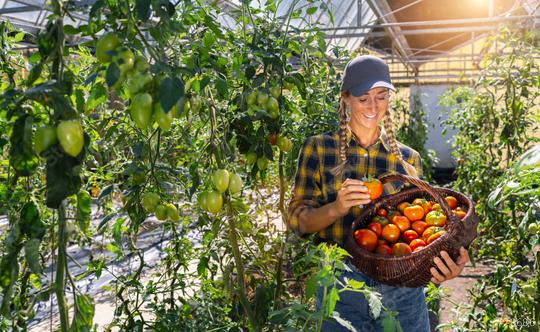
[0, 0, 539, 331]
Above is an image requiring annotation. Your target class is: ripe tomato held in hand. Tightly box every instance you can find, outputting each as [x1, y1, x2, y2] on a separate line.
[364, 178, 383, 200]
[425, 210, 447, 227]
[404, 205, 425, 221]
[392, 215, 411, 232]
[354, 229, 378, 252]
[382, 224, 400, 243]
[402, 230, 419, 243]
[366, 222, 382, 237]
[392, 243, 412, 256]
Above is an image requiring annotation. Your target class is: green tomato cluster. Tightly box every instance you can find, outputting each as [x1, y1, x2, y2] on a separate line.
[197, 169, 244, 214]
[34, 120, 85, 157]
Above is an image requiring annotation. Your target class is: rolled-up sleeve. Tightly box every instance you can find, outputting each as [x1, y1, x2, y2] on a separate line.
[287, 137, 323, 235]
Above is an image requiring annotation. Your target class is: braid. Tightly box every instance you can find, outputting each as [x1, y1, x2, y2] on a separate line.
[383, 108, 419, 178]
[331, 98, 351, 177]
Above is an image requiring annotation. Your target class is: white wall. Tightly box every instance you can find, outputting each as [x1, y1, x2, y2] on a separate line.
[409, 85, 458, 169]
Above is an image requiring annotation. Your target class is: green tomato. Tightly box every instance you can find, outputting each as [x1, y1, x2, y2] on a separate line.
[197, 191, 209, 211]
[269, 86, 281, 98]
[213, 169, 230, 193]
[257, 156, 269, 170]
[155, 204, 168, 221]
[34, 125, 57, 155]
[133, 55, 149, 72]
[283, 80, 295, 90]
[246, 152, 257, 165]
[95, 33, 121, 63]
[190, 96, 202, 113]
[206, 191, 223, 214]
[266, 97, 279, 118]
[56, 120, 84, 157]
[127, 72, 153, 96]
[165, 203, 180, 221]
[142, 192, 160, 213]
[154, 103, 177, 131]
[246, 91, 257, 106]
[528, 223, 540, 235]
[112, 47, 135, 75]
[228, 174, 243, 194]
[277, 136, 292, 152]
[130, 93, 153, 129]
[257, 91, 269, 107]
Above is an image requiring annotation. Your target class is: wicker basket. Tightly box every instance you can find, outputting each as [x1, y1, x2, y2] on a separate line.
[343, 173, 479, 288]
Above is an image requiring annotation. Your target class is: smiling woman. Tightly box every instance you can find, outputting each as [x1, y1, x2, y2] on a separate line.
[287, 55, 470, 331]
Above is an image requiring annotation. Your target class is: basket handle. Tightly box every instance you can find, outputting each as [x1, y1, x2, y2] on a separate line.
[378, 173, 455, 222]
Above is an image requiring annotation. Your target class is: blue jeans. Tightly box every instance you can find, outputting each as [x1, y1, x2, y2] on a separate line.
[316, 260, 430, 332]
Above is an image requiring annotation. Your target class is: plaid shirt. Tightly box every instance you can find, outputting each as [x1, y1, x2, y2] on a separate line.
[287, 129, 423, 246]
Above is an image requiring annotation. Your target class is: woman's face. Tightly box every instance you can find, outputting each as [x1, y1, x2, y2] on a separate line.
[343, 87, 389, 131]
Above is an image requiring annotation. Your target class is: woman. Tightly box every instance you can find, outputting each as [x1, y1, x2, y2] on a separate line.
[287, 55, 470, 331]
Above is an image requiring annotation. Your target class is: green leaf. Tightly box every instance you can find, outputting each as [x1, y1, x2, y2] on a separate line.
[367, 292, 382, 319]
[326, 286, 339, 317]
[306, 6, 317, 15]
[105, 63, 121, 88]
[215, 78, 228, 99]
[9, 114, 38, 177]
[136, 0, 151, 21]
[71, 294, 95, 332]
[382, 312, 396, 332]
[46, 147, 84, 209]
[305, 275, 318, 298]
[159, 76, 184, 113]
[25, 239, 42, 275]
[20, 201, 46, 239]
[76, 191, 91, 234]
[347, 279, 365, 290]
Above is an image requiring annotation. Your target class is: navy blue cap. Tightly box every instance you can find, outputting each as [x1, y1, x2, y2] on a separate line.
[340, 55, 395, 96]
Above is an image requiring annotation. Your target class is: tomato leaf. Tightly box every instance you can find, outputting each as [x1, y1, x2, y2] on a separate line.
[136, 0, 151, 21]
[326, 286, 339, 317]
[9, 115, 38, 177]
[24, 239, 42, 274]
[159, 76, 184, 113]
[45, 147, 84, 209]
[105, 63, 121, 88]
[72, 294, 95, 331]
[215, 78, 228, 99]
[76, 190, 92, 235]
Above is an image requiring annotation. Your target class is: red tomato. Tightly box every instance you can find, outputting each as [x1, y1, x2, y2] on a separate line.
[411, 221, 428, 236]
[392, 243, 412, 256]
[392, 215, 411, 232]
[445, 196, 458, 209]
[377, 208, 388, 217]
[367, 222, 382, 237]
[378, 239, 388, 246]
[402, 230, 419, 243]
[409, 238, 426, 251]
[375, 244, 393, 255]
[365, 178, 383, 200]
[403, 205, 425, 221]
[372, 215, 390, 226]
[382, 224, 400, 243]
[425, 210, 447, 227]
[387, 209, 401, 222]
[354, 229, 378, 252]
[397, 202, 411, 213]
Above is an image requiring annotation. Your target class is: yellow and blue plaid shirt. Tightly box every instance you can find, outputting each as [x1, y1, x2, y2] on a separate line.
[287, 129, 423, 246]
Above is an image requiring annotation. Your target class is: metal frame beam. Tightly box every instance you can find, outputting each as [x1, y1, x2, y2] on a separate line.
[0, 5, 36, 14]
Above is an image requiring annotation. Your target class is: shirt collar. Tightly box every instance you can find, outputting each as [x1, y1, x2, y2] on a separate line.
[344, 126, 392, 151]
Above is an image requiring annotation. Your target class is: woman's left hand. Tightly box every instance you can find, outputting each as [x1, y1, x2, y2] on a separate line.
[430, 247, 470, 284]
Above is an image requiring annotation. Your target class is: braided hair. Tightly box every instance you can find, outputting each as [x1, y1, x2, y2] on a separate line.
[330, 95, 419, 179]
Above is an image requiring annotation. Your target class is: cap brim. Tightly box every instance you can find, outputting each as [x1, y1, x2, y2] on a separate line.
[350, 81, 395, 97]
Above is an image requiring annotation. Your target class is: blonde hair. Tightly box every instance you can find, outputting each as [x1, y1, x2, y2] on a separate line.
[330, 96, 419, 179]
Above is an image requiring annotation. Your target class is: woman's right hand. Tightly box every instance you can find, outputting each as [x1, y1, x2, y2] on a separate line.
[333, 178, 372, 217]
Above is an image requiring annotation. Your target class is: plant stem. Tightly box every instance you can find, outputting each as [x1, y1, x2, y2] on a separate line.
[56, 202, 69, 332]
[227, 208, 259, 331]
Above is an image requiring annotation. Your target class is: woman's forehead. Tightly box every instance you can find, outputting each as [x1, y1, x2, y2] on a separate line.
[361, 87, 389, 96]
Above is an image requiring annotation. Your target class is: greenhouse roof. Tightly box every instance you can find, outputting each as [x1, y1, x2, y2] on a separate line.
[1, 0, 539, 85]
